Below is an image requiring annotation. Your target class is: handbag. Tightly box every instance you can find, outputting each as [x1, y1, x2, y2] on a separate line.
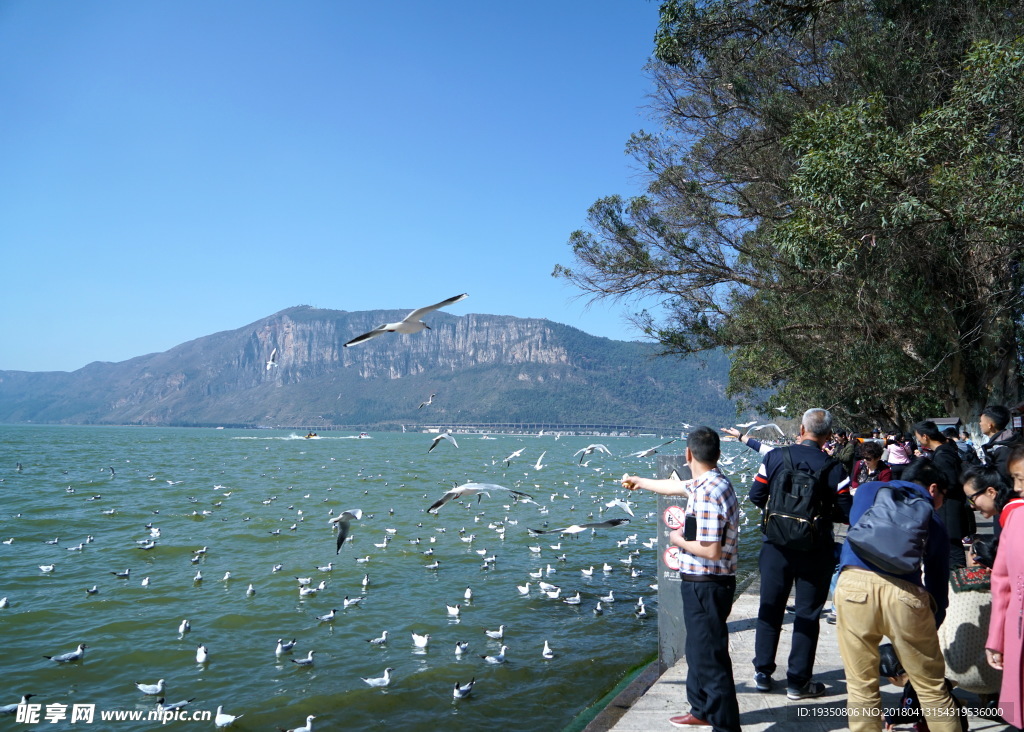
[949, 565, 991, 593]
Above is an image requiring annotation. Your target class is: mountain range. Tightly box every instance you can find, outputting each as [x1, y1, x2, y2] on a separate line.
[0, 306, 735, 429]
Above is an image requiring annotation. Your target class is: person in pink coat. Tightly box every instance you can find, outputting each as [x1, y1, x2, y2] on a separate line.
[986, 495, 1024, 729]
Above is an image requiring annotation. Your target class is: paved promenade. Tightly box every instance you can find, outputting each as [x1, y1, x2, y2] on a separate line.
[592, 579, 1011, 731]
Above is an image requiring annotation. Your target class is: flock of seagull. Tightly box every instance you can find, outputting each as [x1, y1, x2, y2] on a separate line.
[2, 294, 775, 730]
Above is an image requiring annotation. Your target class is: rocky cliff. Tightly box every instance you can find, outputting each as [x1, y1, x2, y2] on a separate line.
[0, 306, 733, 428]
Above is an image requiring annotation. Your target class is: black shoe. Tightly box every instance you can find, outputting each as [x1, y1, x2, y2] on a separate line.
[753, 672, 773, 692]
[787, 681, 826, 700]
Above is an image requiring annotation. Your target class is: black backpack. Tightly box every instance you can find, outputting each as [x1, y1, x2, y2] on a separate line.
[846, 485, 932, 575]
[761, 448, 837, 551]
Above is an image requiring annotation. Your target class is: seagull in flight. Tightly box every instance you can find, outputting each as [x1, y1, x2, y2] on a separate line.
[427, 483, 534, 514]
[418, 393, 436, 409]
[748, 423, 785, 437]
[343, 293, 469, 347]
[502, 448, 525, 466]
[573, 444, 611, 464]
[628, 439, 677, 458]
[736, 420, 757, 428]
[266, 348, 278, 371]
[604, 498, 635, 517]
[329, 509, 363, 553]
[527, 518, 631, 536]
[427, 432, 459, 454]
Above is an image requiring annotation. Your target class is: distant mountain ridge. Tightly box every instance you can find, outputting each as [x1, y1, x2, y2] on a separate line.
[0, 306, 735, 428]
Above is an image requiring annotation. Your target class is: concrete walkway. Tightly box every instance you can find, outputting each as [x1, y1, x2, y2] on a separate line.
[593, 580, 1011, 731]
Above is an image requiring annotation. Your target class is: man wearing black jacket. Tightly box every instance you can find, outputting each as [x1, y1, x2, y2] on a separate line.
[980, 404, 1023, 485]
[912, 420, 968, 568]
[748, 408, 852, 699]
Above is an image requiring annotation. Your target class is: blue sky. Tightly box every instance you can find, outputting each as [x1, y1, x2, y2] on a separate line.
[0, 1, 664, 372]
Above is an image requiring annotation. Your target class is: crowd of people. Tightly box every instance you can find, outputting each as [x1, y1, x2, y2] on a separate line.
[623, 405, 1024, 732]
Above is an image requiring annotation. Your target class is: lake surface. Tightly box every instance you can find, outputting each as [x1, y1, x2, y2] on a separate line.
[0, 425, 765, 731]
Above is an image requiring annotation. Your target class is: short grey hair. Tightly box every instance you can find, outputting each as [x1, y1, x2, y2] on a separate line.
[802, 408, 833, 437]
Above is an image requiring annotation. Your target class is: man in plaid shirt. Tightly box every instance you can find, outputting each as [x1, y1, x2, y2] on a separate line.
[624, 426, 740, 730]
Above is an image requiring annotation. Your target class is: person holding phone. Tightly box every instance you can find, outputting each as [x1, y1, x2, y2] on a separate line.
[623, 426, 741, 730]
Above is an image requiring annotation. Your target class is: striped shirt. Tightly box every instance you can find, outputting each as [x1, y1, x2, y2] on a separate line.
[680, 468, 739, 577]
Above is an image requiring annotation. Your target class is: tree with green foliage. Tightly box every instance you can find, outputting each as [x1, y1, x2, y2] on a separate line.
[556, 0, 1024, 429]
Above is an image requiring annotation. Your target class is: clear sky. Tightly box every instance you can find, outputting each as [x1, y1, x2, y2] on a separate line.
[0, 1, 664, 373]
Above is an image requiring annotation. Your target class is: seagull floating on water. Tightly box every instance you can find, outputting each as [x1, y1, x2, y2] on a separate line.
[291, 650, 315, 667]
[45, 643, 87, 663]
[0, 694, 35, 715]
[276, 638, 297, 656]
[484, 625, 505, 640]
[542, 640, 554, 658]
[157, 697, 195, 713]
[343, 293, 469, 347]
[214, 706, 243, 728]
[411, 632, 430, 648]
[367, 631, 388, 646]
[482, 645, 507, 664]
[453, 678, 475, 699]
[196, 644, 209, 663]
[282, 714, 316, 732]
[135, 679, 165, 696]
[361, 667, 394, 687]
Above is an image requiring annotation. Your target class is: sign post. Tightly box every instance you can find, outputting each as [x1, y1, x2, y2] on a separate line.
[655, 454, 692, 673]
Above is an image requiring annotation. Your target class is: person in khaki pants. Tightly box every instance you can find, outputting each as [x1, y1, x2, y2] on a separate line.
[833, 459, 960, 732]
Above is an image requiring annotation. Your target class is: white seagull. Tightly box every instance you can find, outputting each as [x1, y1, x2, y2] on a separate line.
[427, 482, 534, 514]
[482, 645, 507, 664]
[1, 695, 35, 714]
[527, 518, 631, 536]
[361, 668, 394, 687]
[542, 640, 554, 658]
[276, 638, 297, 656]
[330, 509, 363, 553]
[367, 631, 389, 646]
[291, 650, 315, 667]
[484, 625, 505, 640]
[196, 644, 209, 663]
[134, 679, 165, 696]
[214, 706, 243, 728]
[573, 444, 611, 464]
[628, 439, 677, 458]
[427, 432, 459, 454]
[453, 677, 475, 700]
[266, 348, 278, 370]
[45, 643, 87, 663]
[605, 498, 635, 517]
[283, 715, 316, 732]
[411, 632, 430, 649]
[343, 293, 469, 347]
[418, 393, 436, 409]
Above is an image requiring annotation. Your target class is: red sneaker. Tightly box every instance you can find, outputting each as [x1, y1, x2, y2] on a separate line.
[669, 713, 712, 728]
